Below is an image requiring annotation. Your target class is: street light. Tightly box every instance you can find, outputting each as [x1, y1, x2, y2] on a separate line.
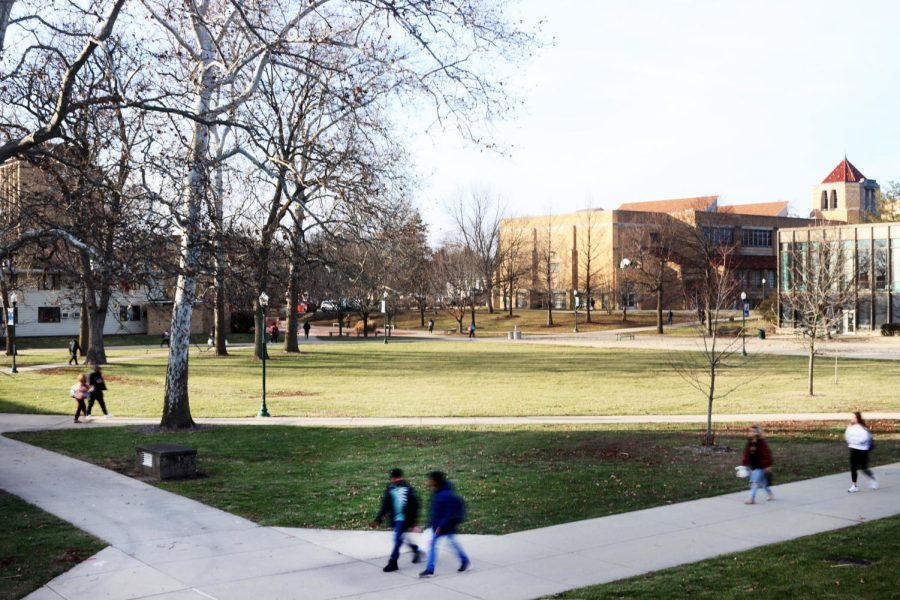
[761, 277, 767, 304]
[383, 290, 389, 345]
[258, 291, 270, 417]
[573, 289, 580, 333]
[619, 258, 632, 322]
[740, 290, 748, 357]
[8, 292, 17, 374]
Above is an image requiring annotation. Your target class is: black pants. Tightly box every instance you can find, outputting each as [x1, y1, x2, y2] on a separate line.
[74, 398, 87, 421]
[69, 353, 79, 365]
[850, 448, 874, 483]
[87, 394, 108, 416]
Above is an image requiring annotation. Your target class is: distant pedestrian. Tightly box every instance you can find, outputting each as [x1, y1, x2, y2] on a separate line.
[467, 322, 475, 339]
[741, 425, 774, 504]
[418, 471, 469, 577]
[160, 330, 170, 347]
[667, 310, 673, 325]
[270, 323, 279, 344]
[373, 468, 422, 572]
[86, 365, 109, 418]
[427, 319, 434, 334]
[303, 320, 311, 340]
[70, 374, 90, 423]
[67, 337, 80, 365]
[845, 412, 878, 492]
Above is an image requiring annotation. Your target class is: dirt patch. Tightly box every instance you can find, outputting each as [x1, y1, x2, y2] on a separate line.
[130, 424, 219, 435]
[720, 420, 897, 435]
[102, 375, 156, 386]
[825, 555, 873, 567]
[34, 368, 79, 376]
[260, 390, 319, 398]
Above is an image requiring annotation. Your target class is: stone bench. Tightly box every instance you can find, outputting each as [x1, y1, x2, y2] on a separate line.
[136, 444, 197, 480]
[616, 333, 635, 341]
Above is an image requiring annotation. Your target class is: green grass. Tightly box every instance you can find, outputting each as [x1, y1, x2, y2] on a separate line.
[9, 424, 900, 535]
[1, 342, 898, 417]
[0, 491, 105, 600]
[547, 515, 900, 599]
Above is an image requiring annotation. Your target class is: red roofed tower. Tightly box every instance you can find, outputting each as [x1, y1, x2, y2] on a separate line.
[811, 157, 878, 223]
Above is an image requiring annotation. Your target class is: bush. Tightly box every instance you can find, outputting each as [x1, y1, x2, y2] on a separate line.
[881, 323, 900, 336]
[231, 311, 255, 333]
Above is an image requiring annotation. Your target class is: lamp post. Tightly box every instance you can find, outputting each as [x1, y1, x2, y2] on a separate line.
[740, 290, 748, 357]
[573, 289, 579, 333]
[9, 292, 17, 374]
[383, 290, 388, 345]
[619, 258, 632, 322]
[761, 277, 767, 304]
[258, 291, 270, 417]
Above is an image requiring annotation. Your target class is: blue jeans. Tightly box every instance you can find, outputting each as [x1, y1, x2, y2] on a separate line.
[390, 521, 417, 561]
[426, 531, 468, 572]
[749, 468, 771, 501]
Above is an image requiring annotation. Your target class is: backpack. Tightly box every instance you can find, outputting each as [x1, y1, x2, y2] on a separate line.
[447, 492, 467, 527]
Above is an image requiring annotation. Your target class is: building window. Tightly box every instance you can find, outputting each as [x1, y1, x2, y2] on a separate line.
[830, 190, 838, 209]
[119, 304, 142, 322]
[703, 226, 732, 245]
[874, 294, 888, 326]
[874, 240, 888, 291]
[821, 191, 828, 210]
[741, 229, 772, 248]
[892, 244, 900, 292]
[38, 306, 61, 323]
[857, 239, 871, 290]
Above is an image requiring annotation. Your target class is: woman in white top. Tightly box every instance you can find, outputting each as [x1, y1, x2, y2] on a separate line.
[844, 412, 878, 493]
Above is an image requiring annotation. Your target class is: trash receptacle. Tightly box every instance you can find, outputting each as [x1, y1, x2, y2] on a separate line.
[757, 328, 766, 340]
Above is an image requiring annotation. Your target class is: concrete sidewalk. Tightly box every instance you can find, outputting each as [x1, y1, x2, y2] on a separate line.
[1, 417, 897, 600]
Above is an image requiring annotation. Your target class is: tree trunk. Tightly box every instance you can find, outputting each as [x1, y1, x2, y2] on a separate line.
[86, 305, 108, 365]
[213, 246, 228, 356]
[284, 285, 300, 353]
[362, 313, 369, 337]
[78, 292, 89, 356]
[485, 281, 494, 313]
[507, 282, 514, 317]
[807, 345, 815, 396]
[656, 287, 664, 334]
[418, 300, 425, 327]
[706, 362, 716, 446]
[162, 268, 198, 429]
[585, 286, 593, 323]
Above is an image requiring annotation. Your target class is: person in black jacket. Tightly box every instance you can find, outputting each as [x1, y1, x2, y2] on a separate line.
[86, 365, 109, 417]
[67, 337, 80, 365]
[418, 471, 469, 577]
[373, 468, 422, 572]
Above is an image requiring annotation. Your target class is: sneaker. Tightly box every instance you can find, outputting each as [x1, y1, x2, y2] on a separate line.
[848, 485, 859, 493]
[458, 559, 470, 573]
[73, 419, 81, 424]
[411, 547, 422, 564]
[382, 560, 399, 573]
[419, 569, 434, 578]
[869, 479, 879, 490]
[744, 499, 755, 505]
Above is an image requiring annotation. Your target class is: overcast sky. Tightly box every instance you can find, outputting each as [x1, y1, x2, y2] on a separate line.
[410, 0, 900, 241]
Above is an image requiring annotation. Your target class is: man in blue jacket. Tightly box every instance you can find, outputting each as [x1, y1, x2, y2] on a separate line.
[373, 468, 421, 572]
[419, 471, 470, 577]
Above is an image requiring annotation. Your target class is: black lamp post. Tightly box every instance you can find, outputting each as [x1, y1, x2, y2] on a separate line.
[573, 289, 580, 333]
[9, 292, 17, 374]
[740, 290, 748, 357]
[383, 290, 389, 345]
[258, 291, 270, 417]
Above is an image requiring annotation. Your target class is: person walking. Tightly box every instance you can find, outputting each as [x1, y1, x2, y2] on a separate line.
[845, 412, 878, 492]
[70, 374, 90, 423]
[86, 365, 109, 418]
[160, 330, 170, 347]
[467, 322, 475, 339]
[667, 310, 673, 325]
[67, 337, 80, 365]
[303, 320, 311, 340]
[740, 425, 774, 504]
[427, 319, 434, 335]
[418, 471, 469, 577]
[270, 323, 280, 344]
[373, 468, 422, 572]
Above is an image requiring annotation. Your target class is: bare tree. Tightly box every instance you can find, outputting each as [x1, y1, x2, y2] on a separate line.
[628, 213, 680, 334]
[779, 234, 856, 395]
[496, 222, 529, 317]
[578, 208, 606, 323]
[671, 223, 748, 446]
[449, 190, 503, 314]
[536, 212, 556, 326]
[434, 243, 479, 334]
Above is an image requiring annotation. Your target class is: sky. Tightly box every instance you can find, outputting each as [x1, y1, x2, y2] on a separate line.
[410, 0, 900, 241]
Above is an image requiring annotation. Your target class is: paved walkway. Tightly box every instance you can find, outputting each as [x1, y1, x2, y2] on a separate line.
[0, 415, 896, 600]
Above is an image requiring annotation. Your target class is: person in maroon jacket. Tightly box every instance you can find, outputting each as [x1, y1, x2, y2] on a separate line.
[741, 425, 774, 504]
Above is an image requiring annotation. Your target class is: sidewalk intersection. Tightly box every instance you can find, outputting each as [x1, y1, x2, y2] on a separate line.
[0, 415, 896, 600]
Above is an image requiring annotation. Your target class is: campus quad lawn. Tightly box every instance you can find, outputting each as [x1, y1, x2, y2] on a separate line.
[546, 515, 900, 599]
[2, 342, 900, 417]
[10, 423, 900, 535]
[313, 308, 696, 337]
[0, 491, 104, 600]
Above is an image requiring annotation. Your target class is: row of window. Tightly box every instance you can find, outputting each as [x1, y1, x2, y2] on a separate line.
[702, 227, 773, 248]
[35, 305, 144, 324]
[780, 295, 900, 329]
[780, 240, 900, 293]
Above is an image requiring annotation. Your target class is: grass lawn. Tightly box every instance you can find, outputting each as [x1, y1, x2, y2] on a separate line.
[9, 424, 900, 535]
[1, 342, 899, 417]
[546, 515, 900, 599]
[311, 309, 697, 337]
[0, 491, 104, 600]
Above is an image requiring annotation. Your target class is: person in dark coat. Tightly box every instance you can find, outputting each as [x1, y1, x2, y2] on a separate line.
[418, 471, 469, 577]
[373, 468, 422, 572]
[67, 338, 80, 365]
[270, 323, 279, 344]
[741, 425, 774, 504]
[86, 365, 109, 417]
[303, 320, 311, 340]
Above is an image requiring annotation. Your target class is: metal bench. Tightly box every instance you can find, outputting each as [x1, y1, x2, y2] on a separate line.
[616, 333, 635, 341]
